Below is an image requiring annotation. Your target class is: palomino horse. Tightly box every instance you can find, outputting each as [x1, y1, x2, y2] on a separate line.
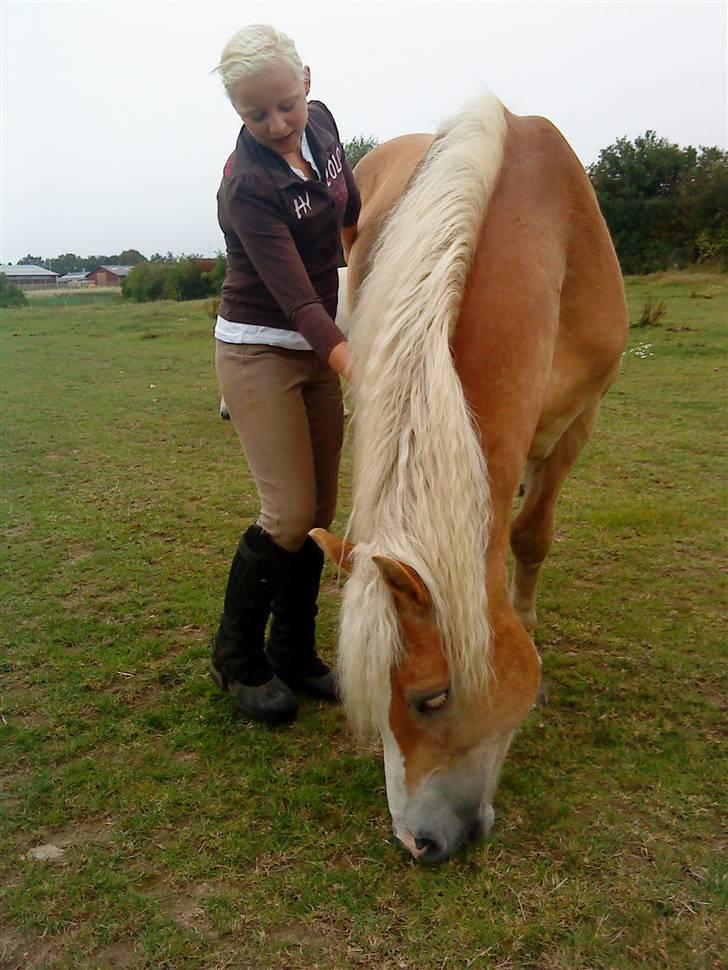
[311, 94, 628, 864]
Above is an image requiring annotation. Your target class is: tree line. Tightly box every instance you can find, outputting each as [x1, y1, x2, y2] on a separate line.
[16, 249, 147, 276]
[7, 130, 725, 303]
[588, 132, 727, 274]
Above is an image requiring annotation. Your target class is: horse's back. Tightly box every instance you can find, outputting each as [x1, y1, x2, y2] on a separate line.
[349, 107, 627, 478]
[349, 134, 433, 302]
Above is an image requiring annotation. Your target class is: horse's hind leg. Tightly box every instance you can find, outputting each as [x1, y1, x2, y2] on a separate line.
[510, 401, 600, 636]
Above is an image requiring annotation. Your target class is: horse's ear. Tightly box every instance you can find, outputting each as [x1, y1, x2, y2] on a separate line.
[372, 555, 431, 614]
[309, 528, 354, 573]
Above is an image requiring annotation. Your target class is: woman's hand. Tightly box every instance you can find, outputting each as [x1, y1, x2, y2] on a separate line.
[328, 340, 354, 383]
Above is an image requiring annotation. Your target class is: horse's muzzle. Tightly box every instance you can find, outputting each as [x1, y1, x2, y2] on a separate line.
[397, 803, 495, 865]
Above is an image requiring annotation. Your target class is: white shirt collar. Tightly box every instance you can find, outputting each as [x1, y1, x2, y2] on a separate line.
[288, 131, 321, 181]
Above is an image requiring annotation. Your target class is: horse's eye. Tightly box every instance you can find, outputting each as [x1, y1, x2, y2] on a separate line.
[414, 689, 450, 714]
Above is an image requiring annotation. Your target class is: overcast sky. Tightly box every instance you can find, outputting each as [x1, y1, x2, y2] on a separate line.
[1, 0, 725, 264]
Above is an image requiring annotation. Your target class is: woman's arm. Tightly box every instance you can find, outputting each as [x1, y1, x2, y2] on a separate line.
[327, 339, 353, 383]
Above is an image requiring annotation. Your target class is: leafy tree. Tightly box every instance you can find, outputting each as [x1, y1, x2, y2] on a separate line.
[49, 254, 87, 275]
[0, 273, 28, 307]
[344, 135, 379, 169]
[17, 254, 45, 266]
[117, 249, 146, 265]
[685, 147, 728, 267]
[588, 133, 728, 274]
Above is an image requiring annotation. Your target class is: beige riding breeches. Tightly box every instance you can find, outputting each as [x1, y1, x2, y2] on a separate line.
[215, 340, 344, 551]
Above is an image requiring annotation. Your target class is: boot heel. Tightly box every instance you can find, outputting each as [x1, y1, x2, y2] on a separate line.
[209, 659, 227, 692]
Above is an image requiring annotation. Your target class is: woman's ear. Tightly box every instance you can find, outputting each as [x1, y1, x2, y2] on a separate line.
[303, 65, 311, 95]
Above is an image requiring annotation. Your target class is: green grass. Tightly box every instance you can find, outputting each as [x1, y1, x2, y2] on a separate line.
[1, 272, 725, 968]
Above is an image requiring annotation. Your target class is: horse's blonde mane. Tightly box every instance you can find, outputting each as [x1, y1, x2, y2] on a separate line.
[340, 94, 507, 735]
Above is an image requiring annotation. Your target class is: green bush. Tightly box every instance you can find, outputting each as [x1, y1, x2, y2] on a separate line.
[0, 273, 28, 308]
[344, 135, 379, 169]
[122, 257, 226, 303]
[204, 254, 227, 293]
[122, 262, 170, 302]
[697, 224, 728, 269]
[166, 259, 212, 301]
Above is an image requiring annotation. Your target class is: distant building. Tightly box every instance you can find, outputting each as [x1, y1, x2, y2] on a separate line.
[58, 271, 91, 287]
[87, 265, 133, 286]
[0, 264, 59, 288]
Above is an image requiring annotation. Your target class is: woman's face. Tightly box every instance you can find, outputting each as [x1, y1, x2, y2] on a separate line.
[231, 60, 309, 156]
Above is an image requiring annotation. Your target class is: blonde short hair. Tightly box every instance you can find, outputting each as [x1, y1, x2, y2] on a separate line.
[214, 24, 304, 99]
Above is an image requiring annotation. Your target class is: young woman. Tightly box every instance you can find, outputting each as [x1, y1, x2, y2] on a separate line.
[210, 25, 359, 724]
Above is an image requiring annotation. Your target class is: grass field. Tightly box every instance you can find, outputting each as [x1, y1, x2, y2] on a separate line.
[1, 272, 725, 968]
[18, 287, 124, 308]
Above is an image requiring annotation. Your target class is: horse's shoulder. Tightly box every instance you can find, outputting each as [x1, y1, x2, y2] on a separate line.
[354, 134, 432, 192]
[353, 134, 433, 236]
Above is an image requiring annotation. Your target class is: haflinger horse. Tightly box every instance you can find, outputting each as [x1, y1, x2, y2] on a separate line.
[311, 94, 628, 865]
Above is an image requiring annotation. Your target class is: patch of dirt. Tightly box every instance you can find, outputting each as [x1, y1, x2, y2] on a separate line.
[267, 919, 330, 950]
[1, 711, 46, 731]
[0, 766, 32, 793]
[176, 751, 199, 765]
[92, 939, 137, 969]
[0, 681, 47, 730]
[1, 524, 33, 543]
[144, 875, 226, 938]
[0, 681, 35, 703]
[20, 820, 116, 864]
[328, 850, 367, 872]
[67, 542, 95, 566]
[0, 928, 23, 966]
[59, 584, 124, 615]
[44, 819, 116, 849]
[0, 928, 78, 970]
[0, 793, 23, 813]
[163, 888, 210, 931]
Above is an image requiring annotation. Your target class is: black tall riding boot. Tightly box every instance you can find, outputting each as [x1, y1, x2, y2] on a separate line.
[265, 536, 339, 702]
[210, 525, 298, 724]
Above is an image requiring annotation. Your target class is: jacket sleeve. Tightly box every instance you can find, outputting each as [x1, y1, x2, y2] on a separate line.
[227, 175, 346, 361]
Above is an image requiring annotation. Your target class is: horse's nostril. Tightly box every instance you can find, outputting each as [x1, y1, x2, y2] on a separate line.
[413, 835, 451, 864]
